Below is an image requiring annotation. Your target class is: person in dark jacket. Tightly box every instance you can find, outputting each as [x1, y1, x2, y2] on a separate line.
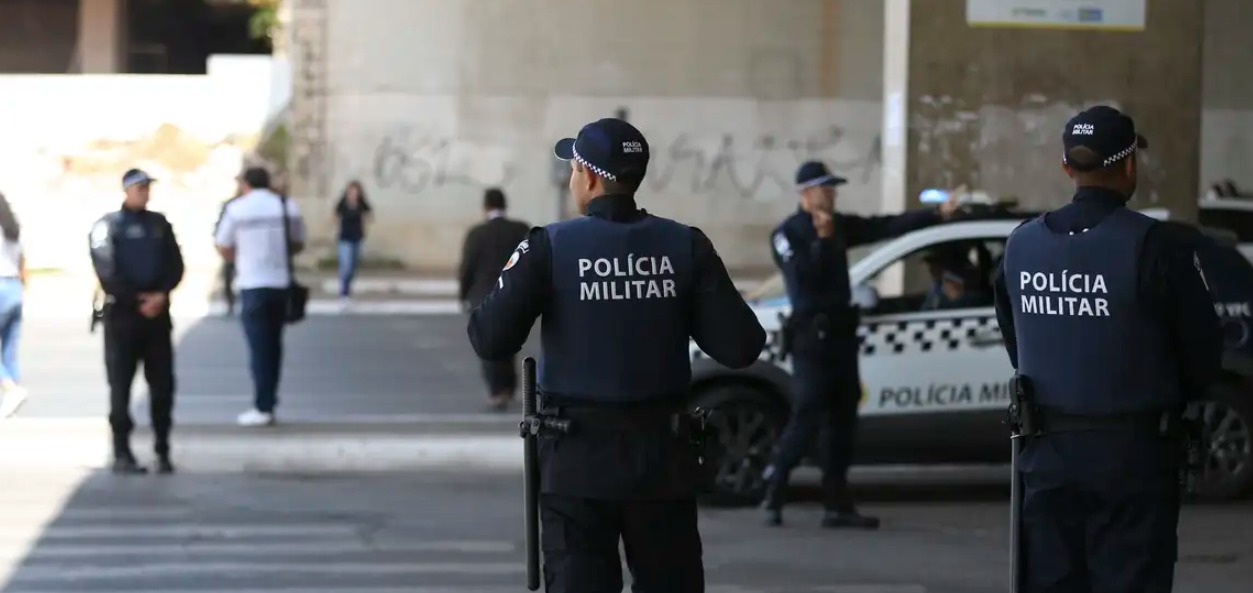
[458, 188, 530, 410]
[88, 168, 185, 474]
[334, 180, 372, 301]
[467, 118, 766, 593]
[993, 105, 1222, 593]
[761, 161, 961, 528]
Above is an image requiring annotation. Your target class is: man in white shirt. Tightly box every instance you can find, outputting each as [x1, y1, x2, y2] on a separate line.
[214, 167, 305, 426]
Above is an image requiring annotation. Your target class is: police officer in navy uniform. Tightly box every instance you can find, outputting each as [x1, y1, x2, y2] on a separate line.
[89, 168, 185, 475]
[467, 118, 766, 593]
[993, 105, 1223, 593]
[761, 161, 961, 528]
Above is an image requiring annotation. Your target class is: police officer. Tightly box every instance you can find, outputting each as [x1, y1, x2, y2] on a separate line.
[89, 168, 185, 475]
[467, 118, 766, 593]
[993, 105, 1223, 593]
[761, 161, 961, 528]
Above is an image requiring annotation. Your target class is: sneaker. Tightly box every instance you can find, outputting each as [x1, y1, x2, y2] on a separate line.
[0, 386, 28, 418]
[237, 408, 276, 427]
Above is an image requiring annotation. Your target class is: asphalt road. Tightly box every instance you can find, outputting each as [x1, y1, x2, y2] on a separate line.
[16, 312, 538, 424]
[0, 470, 1247, 593]
[3, 304, 1251, 592]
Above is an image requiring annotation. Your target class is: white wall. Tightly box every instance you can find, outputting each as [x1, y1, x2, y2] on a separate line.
[0, 57, 281, 271]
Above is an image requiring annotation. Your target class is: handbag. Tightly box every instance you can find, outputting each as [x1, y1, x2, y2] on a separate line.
[279, 192, 309, 324]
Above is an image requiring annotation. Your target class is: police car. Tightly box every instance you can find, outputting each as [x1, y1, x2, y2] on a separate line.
[688, 205, 1253, 505]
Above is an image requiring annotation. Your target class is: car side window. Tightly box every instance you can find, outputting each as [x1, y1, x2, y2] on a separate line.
[1198, 208, 1253, 243]
[863, 238, 1005, 316]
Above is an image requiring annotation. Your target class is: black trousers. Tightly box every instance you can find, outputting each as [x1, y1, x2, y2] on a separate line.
[768, 333, 861, 509]
[103, 313, 175, 455]
[541, 494, 703, 593]
[480, 356, 517, 396]
[1020, 432, 1181, 593]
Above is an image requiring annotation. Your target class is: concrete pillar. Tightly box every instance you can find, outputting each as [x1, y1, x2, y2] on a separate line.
[887, 0, 1205, 221]
[77, 0, 125, 73]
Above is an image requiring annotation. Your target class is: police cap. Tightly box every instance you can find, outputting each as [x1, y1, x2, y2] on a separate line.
[553, 118, 649, 183]
[122, 169, 156, 189]
[1062, 105, 1148, 172]
[795, 161, 847, 191]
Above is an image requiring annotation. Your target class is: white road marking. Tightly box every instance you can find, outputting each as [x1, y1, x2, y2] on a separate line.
[0, 540, 515, 559]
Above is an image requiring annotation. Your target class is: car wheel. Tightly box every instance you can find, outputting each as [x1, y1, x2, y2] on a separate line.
[1192, 380, 1253, 501]
[691, 383, 787, 508]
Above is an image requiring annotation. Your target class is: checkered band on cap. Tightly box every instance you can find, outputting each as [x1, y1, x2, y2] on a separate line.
[1102, 141, 1138, 167]
[572, 146, 617, 181]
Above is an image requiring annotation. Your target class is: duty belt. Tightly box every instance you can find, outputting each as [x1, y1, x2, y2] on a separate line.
[1036, 407, 1181, 436]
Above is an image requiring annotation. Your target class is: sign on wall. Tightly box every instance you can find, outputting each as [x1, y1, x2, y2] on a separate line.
[967, 0, 1146, 31]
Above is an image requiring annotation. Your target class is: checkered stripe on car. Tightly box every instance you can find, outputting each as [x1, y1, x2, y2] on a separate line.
[858, 315, 998, 356]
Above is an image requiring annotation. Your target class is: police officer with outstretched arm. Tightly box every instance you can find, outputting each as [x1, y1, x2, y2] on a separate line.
[761, 161, 961, 528]
[468, 117, 766, 593]
[89, 168, 185, 474]
[992, 105, 1223, 593]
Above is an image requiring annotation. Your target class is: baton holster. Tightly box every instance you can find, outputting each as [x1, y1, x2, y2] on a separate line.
[1006, 374, 1040, 439]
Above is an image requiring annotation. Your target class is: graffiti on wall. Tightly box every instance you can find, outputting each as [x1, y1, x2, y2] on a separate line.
[350, 122, 881, 206]
[371, 125, 517, 195]
[646, 125, 881, 201]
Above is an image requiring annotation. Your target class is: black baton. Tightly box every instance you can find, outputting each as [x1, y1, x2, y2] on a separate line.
[520, 357, 540, 591]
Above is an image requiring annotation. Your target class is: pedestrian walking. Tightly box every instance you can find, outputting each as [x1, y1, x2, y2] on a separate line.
[88, 169, 185, 474]
[468, 117, 766, 593]
[993, 105, 1223, 593]
[0, 191, 26, 418]
[215, 191, 242, 316]
[214, 167, 306, 427]
[458, 187, 530, 411]
[334, 180, 372, 301]
[761, 161, 961, 528]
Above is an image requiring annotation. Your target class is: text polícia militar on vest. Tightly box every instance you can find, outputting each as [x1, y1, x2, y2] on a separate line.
[1017, 271, 1110, 317]
[577, 255, 678, 301]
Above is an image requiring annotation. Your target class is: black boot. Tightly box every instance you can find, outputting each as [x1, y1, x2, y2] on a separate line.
[760, 466, 787, 527]
[820, 509, 880, 529]
[820, 475, 879, 529]
[155, 442, 174, 474]
[111, 444, 147, 475]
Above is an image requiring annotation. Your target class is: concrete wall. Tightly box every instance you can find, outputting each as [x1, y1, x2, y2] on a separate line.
[298, 0, 1253, 271]
[306, 0, 885, 273]
[1202, 0, 1253, 190]
[904, 0, 1206, 217]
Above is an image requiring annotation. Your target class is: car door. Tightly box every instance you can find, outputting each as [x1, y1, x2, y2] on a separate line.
[854, 236, 1015, 418]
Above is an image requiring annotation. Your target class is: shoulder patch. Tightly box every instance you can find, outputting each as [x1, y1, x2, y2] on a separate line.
[772, 231, 793, 261]
[501, 238, 529, 273]
[89, 219, 111, 248]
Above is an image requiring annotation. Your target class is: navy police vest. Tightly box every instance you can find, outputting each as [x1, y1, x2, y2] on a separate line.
[541, 214, 694, 403]
[1003, 207, 1179, 415]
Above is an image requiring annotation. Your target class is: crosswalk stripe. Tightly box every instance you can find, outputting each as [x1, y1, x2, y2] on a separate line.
[3, 561, 526, 580]
[3, 540, 515, 556]
[0, 523, 361, 539]
[0, 588, 927, 593]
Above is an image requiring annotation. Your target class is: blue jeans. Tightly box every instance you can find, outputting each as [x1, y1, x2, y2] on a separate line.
[240, 288, 287, 413]
[0, 279, 21, 383]
[338, 240, 362, 297]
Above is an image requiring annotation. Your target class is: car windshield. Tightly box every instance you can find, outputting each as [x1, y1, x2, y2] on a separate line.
[742, 244, 878, 302]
